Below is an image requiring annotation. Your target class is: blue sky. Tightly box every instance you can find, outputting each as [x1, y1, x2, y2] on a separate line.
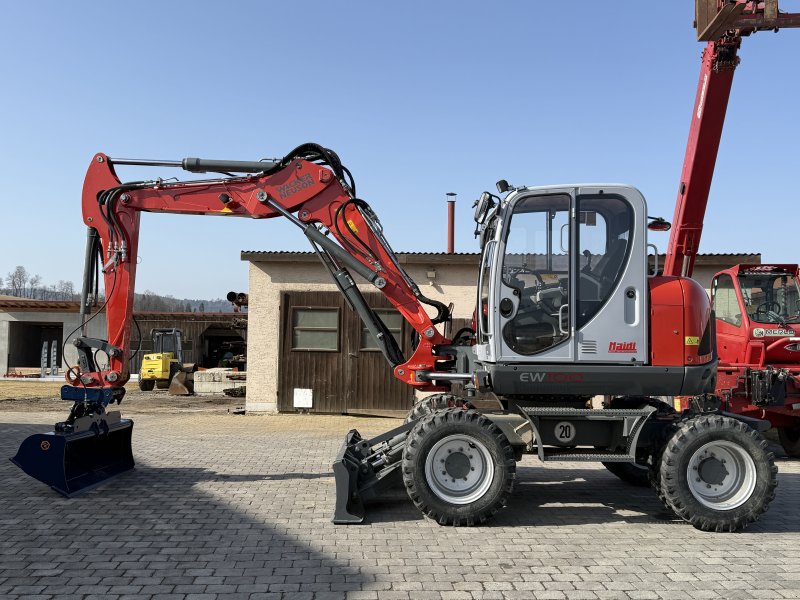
[0, 2, 797, 298]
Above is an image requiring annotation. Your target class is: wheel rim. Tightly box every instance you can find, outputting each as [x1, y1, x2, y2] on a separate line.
[686, 440, 757, 510]
[424, 434, 494, 505]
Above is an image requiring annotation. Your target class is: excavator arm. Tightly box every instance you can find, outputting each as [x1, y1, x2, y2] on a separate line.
[76, 144, 452, 394]
[11, 144, 459, 497]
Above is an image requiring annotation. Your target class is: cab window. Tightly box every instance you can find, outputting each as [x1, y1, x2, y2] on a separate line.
[576, 195, 633, 327]
[712, 274, 742, 327]
[501, 194, 570, 355]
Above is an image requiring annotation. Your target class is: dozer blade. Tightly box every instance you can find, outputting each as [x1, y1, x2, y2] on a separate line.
[168, 371, 193, 395]
[11, 419, 134, 497]
[331, 423, 412, 524]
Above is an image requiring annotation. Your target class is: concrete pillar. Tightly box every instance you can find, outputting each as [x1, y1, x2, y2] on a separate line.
[0, 320, 9, 376]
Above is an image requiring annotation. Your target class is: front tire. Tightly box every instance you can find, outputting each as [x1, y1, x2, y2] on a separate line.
[138, 378, 155, 391]
[405, 393, 475, 423]
[659, 414, 777, 532]
[402, 408, 516, 525]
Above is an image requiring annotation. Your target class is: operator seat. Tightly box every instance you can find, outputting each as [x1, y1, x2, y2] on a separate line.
[594, 238, 627, 295]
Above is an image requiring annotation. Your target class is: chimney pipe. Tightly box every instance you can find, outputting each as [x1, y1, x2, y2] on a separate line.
[446, 192, 456, 254]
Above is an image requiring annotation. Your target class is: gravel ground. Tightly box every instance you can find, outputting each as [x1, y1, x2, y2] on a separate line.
[0, 381, 242, 414]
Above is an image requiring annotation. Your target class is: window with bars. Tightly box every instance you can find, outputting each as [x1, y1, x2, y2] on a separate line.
[291, 307, 340, 351]
[360, 309, 404, 351]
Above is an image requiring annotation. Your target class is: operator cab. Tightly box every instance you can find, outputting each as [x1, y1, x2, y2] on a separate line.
[712, 264, 800, 365]
[474, 185, 648, 365]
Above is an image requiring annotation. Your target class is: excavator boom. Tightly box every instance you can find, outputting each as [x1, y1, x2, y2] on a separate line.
[12, 143, 456, 496]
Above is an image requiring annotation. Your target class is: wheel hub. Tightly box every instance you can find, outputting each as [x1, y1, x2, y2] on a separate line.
[686, 440, 757, 510]
[697, 456, 728, 486]
[444, 452, 471, 479]
[424, 434, 494, 505]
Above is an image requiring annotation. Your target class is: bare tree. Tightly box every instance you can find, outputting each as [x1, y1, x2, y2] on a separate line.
[28, 274, 42, 299]
[56, 280, 75, 301]
[6, 266, 27, 297]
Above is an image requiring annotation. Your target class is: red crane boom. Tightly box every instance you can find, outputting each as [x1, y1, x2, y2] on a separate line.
[664, 0, 800, 277]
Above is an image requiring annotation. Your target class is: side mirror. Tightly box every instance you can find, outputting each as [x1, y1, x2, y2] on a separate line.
[647, 218, 671, 232]
[473, 192, 495, 225]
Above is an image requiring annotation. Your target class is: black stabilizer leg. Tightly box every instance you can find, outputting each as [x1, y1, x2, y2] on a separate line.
[331, 423, 414, 524]
[332, 430, 367, 524]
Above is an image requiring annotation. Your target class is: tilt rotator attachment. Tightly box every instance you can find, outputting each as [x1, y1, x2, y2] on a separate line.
[332, 421, 414, 524]
[11, 385, 134, 497]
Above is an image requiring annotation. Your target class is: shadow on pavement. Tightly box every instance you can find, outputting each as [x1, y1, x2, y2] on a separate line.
[0, 420, 377, 598]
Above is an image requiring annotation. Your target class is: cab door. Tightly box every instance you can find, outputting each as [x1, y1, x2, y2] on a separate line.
[495, 190, 575, 362]
[492, 186, 647, 364]
[711, 273, 747, 364]
[573, 187, 647, 363]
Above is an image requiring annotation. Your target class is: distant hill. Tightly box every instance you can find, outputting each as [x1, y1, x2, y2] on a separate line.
[0, 286, 236, 313]
[134, 292, 234, 313]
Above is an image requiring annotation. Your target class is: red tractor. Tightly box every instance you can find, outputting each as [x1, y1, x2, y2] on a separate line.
[705, 264, 800, 455]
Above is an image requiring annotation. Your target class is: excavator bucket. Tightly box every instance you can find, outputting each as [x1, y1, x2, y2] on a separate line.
[168, 370, 193, 395]
[11, 418, 134, 497]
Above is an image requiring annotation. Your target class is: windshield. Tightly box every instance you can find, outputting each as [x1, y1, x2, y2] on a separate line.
[738, 272, 800, 324]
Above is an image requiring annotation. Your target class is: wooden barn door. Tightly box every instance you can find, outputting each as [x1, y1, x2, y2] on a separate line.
[278, 291, 414, 414]
[345, 293, 414, 415]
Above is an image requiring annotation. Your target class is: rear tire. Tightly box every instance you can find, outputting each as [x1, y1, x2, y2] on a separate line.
[405, 394, 475, 423]
[659, 414, 777, 532]
[402, 408, 516, 525]
[138, 379, 155, 391]
[778, 426, 800, 458]
[602, 461, 651, 487]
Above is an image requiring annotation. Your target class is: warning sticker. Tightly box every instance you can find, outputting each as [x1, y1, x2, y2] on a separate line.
[685, 336, 700, 346]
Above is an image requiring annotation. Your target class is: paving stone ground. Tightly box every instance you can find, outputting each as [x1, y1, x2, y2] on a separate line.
[1, 410, 799, 600]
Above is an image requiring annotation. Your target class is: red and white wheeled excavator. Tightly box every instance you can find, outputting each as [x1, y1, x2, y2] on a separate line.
[10, 1, 795, 532]
[665, 1, 800, 457]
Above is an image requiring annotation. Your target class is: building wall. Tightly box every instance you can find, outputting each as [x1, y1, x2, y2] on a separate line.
[246, 259, 480, 412]
[0, 311, 107, 375]
[0, 320, 7, 374]
[693, 265, 722, 293]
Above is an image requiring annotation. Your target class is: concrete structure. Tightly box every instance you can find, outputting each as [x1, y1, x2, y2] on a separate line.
[242, 252, 481, 413]
[242, 251, 760, 413]
[0, 296, 245, 378]
[0, 297, 106, 377]
[194, 368, 247, 395]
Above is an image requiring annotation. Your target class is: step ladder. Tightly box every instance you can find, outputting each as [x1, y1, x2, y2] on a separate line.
[516, 405, 656, 463]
